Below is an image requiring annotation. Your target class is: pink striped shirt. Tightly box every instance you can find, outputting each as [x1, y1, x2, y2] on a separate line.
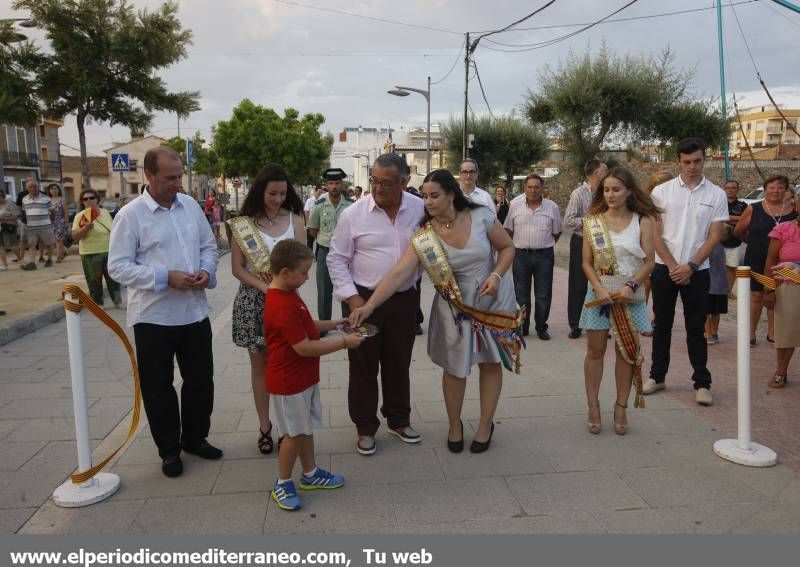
[502, 196, 562, 249]
[327, 192, 424, 301]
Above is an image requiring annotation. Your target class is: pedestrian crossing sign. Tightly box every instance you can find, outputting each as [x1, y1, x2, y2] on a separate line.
[111, 153, 130, 172]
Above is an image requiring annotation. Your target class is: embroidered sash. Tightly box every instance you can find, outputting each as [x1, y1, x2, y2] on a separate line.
[226, 216, 272, 276]
[410, 224, 525, 374]
[584, 214, 645, 409]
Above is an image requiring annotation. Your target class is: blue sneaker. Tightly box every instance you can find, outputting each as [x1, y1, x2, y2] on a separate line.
[299, 467, 345, 490]
[271, 480, 301, 511]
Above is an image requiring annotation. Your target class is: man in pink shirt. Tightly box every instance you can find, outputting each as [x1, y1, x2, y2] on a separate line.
[327, 153, 425, 456]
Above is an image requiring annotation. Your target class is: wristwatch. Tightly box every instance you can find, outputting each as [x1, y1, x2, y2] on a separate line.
[688, 261, 699, 272]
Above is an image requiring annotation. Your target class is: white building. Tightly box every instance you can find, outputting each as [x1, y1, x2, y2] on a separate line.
[329, 127, 407, 190]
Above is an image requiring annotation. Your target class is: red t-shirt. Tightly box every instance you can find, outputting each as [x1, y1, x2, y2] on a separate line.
[263, 288, 320, 395]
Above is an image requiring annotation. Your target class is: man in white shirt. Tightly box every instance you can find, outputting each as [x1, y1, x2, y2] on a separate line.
[563, 160, 607, 339]
[458, 158, 495, 211]
[327, 153, 425, 456]
[109, 147, 221, 478]
[645, 138, 728, 406]
[303, 187, 321, 250]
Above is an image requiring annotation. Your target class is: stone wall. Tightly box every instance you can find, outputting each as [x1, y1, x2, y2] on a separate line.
[540, 160, 800, 213]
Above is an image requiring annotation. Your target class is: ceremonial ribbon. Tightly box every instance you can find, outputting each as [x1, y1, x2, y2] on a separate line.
[62, 285, 142, 484]
[584, 214, 645, 409]
[225, 216, 272, 277]
[410, 224, 526, 374]
[752, 268, 800, 290]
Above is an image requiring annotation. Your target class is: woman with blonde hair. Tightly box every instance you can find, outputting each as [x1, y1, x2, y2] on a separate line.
[580, 166, 661, 435]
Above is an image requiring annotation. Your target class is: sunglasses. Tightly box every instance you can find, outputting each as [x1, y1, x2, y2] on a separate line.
[82, 196, 97, 201]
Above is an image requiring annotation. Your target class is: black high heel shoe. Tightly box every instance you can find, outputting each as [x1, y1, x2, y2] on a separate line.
[470, 422, 494, 454]
[447, 421, 464, 453]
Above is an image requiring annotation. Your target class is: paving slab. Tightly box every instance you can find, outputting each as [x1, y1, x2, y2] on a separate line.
[131, 492, 267, 535]
[108, 459, 223, 501]
[0, 441, 47, 471]
[0, 508, 36, 534]
[592, 503, 767, 534]
[212, 457, 282, 495]
[19, 499, 146, 535]
[331, 448, 444, 485]
[464, 512, 604, 534]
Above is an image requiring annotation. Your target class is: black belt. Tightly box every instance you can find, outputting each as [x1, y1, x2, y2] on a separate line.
[516, 246, 553, 253]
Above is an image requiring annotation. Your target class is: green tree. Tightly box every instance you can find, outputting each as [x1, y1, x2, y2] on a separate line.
[0, 21, 41, 125]
[441, 113, 548, 189]
[524, 46, 728, 168]
[213, 99, 333, 185]
[13, 0, 200, 188]
[162, 132, 221, 178]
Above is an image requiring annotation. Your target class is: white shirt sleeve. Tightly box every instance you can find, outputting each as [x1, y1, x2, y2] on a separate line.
[108, 208, 166, 292]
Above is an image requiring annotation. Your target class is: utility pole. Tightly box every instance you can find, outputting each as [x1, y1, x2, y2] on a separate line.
[462, 32, 470, 160]
[716, 0, 731, 179]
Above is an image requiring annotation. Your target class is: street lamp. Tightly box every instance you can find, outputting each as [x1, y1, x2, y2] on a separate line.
[388, 76, 431, 177]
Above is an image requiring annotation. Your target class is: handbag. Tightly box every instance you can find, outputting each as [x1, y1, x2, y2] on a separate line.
[597, 274, 645, 303]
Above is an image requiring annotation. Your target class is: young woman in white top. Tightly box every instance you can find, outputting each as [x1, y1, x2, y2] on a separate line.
[230, 164, 306, 455]
[580, 167, 660, 435]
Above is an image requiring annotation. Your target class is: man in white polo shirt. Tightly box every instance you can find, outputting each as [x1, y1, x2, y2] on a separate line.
[458, 158, 495, 211]
[644, 137, 728, 406]
[20, 178, 55, 270]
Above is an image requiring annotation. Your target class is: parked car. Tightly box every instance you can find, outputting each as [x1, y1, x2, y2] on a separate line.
[741, 187, 764, 205]
[100, 198, 121, 218]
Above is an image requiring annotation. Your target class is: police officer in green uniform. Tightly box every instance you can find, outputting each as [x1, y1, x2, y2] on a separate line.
[308, 168, 354, 320]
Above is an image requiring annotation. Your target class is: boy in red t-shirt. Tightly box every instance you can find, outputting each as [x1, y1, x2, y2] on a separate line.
[264, 240, 364, 511]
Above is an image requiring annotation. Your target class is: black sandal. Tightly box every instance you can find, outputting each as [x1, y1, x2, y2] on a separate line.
[258, 424, 274, 454]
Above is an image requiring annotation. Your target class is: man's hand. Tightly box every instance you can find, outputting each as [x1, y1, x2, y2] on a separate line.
[346, 294, 366, 311]
[191, 269, 210, 289]
[615, 285, 634, 304]
[168, 270, 197, 290]
[669, 263, 693, 285]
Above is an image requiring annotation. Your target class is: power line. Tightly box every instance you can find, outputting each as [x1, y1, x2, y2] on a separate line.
[728, 0, 761, 80]
[471, 0, 557, 46]
[472, 60, 495, 118]
[477, 0, 757, 39]
[192, 51, 455, 58]
[431, 42, 464, 85]
[760, 0, 800, 29]
[272, 0, 463, 35]
[479, 0, 641, 53]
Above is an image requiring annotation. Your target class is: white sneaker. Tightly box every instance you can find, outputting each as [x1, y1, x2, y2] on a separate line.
[642, 378, 665, 395]
[695, 388, 713, 406]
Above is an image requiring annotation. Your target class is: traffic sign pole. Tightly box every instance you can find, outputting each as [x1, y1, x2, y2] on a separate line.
[119, 172, 124, 197]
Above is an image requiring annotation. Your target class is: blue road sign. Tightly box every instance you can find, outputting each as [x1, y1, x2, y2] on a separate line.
[111, 153, 130, 172]
[186, 139, 195, 166]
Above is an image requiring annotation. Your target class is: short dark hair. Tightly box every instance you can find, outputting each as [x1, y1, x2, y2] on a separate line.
[524, 174, 544, 186]
[144, 146, 181, 175]
[46, 183, 62, 196]
[584, 159, 605, 177]
[460, 158, 479, 172]
[724, 179, 739, 187]
[270, 239, 314, 274]
[373, 153, 410, 178]
[764, 174, 789, 191]
[676, 137, 706, 158]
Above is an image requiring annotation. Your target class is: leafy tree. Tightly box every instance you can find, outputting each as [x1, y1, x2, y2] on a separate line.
[13, 0, 200, 188]
[524, 46, 728, 168]
[441, 113, 548, 189]
[0, 21, 41, 125]
[213, 99, 333, 185]
[162, 132, 221, 178]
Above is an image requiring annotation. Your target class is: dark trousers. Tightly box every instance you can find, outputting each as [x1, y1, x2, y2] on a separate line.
[415, 277, 424, 325]
[567, 234, 588, 331]
[133, 318, 214, 458]
[512, 247, 555, 333]
[650, 264, 711, 389]
[80, 252, 121, 305]
[306, 232, 315, 252]
[316, 245, 334, 320]
[348, 285, 417, 436]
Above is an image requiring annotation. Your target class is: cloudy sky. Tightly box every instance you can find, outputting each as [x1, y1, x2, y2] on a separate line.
[5, 0, 800, 155]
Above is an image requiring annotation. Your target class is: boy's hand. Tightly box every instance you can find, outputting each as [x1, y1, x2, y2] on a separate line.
[343, 332, 365, 349]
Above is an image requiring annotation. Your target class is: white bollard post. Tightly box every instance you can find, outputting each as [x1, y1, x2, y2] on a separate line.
[713, 266, 777, 467]
[52, 292, 120, 507]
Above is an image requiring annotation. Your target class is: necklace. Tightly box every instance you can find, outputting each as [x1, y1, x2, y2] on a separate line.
[434, 213, 457, 229]
[261, 211, 279, 227]
[763, 200, 790, 226]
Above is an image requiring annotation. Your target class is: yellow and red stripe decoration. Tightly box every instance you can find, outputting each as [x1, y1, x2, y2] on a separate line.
[410, 225, 525, 374]
[62, 285, 142, 484]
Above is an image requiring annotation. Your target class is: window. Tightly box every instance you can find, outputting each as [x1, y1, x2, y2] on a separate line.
[39, 124, 46, 138]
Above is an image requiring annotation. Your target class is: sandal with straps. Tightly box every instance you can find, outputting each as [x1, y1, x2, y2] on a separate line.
[587, 402, 601, 435]
[768, 374, 788, 389]
[613, 402, 628, 436]
[258, 424, 274, 454]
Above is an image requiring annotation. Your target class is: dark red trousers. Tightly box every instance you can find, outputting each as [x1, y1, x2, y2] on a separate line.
[347, 285, 419, 436]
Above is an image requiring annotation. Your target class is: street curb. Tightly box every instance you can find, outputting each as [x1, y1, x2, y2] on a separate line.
[0, 247, 231, 347]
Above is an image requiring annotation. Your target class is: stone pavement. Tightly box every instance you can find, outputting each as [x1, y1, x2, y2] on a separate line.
[1, 252, 799, 535]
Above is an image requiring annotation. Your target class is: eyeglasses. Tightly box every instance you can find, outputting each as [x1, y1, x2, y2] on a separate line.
[82, 196, 97, 201]
[459, 170, 477, 176]
[369, 176, 397, 190]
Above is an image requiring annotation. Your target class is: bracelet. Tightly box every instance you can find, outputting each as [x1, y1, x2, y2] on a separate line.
[490, 272, 502, 281]
[625, 279, 640, 292]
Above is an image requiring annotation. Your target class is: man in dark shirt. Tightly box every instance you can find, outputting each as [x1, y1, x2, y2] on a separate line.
[721, 179, 747, 296]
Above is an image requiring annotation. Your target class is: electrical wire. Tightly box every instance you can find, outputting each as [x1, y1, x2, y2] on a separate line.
[478, 0, 640, 53]
[470, 0, 557, 48]
[473, 59, 495, 118]
[476, 0, 756, 39]
[272, 0, 463, 35]
[431, 41, 465, 85]
[728, 0, 761, 80]
[760, 0, 800, 30]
